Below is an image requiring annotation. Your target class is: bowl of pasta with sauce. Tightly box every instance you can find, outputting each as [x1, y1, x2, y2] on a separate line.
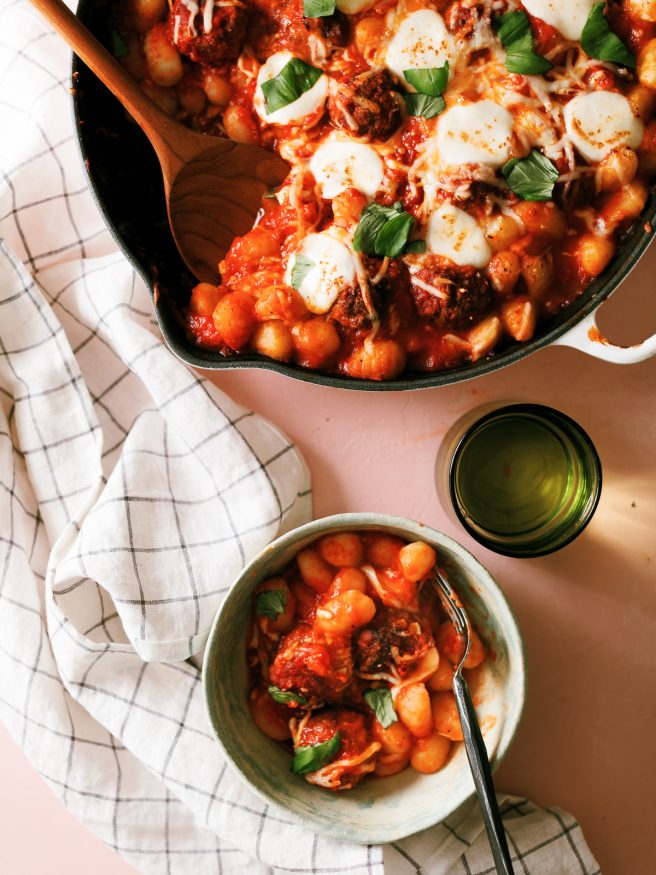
[202, 513, 525, 843]
[72, 0, 656, 390]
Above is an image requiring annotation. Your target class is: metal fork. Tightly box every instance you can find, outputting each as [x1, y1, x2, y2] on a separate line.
[431, 569, 515, 875]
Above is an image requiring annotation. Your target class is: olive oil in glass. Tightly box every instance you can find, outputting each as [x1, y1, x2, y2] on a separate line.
[438, 404, 602, 557]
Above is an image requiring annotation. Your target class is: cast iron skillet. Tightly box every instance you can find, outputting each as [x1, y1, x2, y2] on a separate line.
[71, 0, 656, 391]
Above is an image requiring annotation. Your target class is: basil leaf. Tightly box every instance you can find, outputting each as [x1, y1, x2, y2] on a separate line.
[501, 150, 559, 201]
[497, 10, 530, 47]
[403, 63, 449, 97]
[364, 688, 398, 728]
[264, 185, 281, 200]
[581, 2, 635, 67]
[255, 589, 287, 619]
[497, 11, 552, 75]
[354, 203, 394, 253]
[291, 254, 315, 290]
[291, 731, 341, 774]
[403, 93, 446, 119]
[268, 685, 309, 706]
[353, 202, 416, 257]
[261, 58, 323, 114]
[304, 0, 336, 16]
[404, 239, 426, 254]
[375, 211, 415, 258]
[503, 158, 520, 176]
[505, 51, 553, 75]
[111, 30, 129, 60]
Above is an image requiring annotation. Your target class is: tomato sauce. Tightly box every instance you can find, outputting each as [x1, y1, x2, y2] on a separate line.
[245, 530, 488, 789]
[118, 0, 656, 380]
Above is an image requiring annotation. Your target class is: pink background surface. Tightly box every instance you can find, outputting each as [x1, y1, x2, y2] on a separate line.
[2, 245, 655, 875]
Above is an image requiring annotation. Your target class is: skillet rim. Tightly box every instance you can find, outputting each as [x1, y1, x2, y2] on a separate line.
[70, 0, 656, 392]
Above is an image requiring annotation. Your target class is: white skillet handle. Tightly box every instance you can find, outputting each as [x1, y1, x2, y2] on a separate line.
[553, 308, 656, 364]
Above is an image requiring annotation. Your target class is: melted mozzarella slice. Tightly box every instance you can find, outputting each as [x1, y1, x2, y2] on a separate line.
[385, 10, 456, 86]
[521, 0, 596, 41]
[563, 91, 644, 163]
[427, 204, 491, 269]
[254, 51, 328, 125]
[285, 232, 356, 314]
[309, 136, 384, 199]
[437, 100, 514, 166]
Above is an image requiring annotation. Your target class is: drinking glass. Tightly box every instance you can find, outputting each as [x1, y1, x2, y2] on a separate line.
[436, 403, 602, 558]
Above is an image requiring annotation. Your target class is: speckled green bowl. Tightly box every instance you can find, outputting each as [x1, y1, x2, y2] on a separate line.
[202, 514, 526, 844]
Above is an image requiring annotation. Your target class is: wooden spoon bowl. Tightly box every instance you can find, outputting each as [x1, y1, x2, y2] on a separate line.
[164, 128, 289, 283]
[29, 0, 289, 284]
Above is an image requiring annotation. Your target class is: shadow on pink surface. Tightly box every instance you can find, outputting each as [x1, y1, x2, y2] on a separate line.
[1, 248, 653, 875]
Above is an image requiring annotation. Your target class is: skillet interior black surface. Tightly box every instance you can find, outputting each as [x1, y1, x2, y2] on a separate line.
[72, 0, 656, 391]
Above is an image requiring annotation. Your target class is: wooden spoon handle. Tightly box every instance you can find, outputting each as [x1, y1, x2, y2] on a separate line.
[28, 0, 176, 158]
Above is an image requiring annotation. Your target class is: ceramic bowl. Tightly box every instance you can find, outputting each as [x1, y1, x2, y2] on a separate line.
[202, 513, 526, 844]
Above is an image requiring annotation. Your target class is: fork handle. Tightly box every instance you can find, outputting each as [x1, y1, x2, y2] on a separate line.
[453, 673, 515, 875]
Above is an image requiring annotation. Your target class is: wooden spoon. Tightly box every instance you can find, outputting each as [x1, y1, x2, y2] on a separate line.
[29, 0, 290, 284]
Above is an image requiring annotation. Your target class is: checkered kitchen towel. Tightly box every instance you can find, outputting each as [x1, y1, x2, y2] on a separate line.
[0, 1, 601, 873]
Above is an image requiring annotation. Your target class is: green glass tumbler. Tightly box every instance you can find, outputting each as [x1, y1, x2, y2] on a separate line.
[436, 403, 602, 558]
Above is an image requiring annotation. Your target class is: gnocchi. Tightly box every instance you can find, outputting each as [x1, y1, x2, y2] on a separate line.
[114, 0, 655, 380]
[247, 530, 489, 790]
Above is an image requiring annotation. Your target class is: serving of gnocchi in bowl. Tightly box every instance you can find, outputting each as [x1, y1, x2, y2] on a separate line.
[202, 513, 525, 843]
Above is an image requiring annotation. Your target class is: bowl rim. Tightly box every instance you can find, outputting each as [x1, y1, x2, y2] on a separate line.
[202, 512, 527, 844]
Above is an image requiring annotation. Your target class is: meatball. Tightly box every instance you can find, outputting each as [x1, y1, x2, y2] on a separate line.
[168, 0, 247, 64]
[365, 257, 417, 333]
[444, 1, 479, 40]
[410, 257, 493, 329]
[328, 69, 402, 140]
[248, 0, 310, 60]
[315, 10, 350, 47]
[295, 708, 377, 788]
[328, 285, 372, 330]
[269, 624, 353, 706]
[354, 608, 434, 678]
[297, 708, 370, 756]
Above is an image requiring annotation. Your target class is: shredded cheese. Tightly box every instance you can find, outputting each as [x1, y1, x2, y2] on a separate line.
[198, 0, 647, 347]
[305, 742, 381, 789]
[410, 275, 449, 299]
[179, 0, 199, 35]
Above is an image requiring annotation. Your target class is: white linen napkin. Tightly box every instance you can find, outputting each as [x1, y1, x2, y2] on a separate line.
[0, 2, 600, 873]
